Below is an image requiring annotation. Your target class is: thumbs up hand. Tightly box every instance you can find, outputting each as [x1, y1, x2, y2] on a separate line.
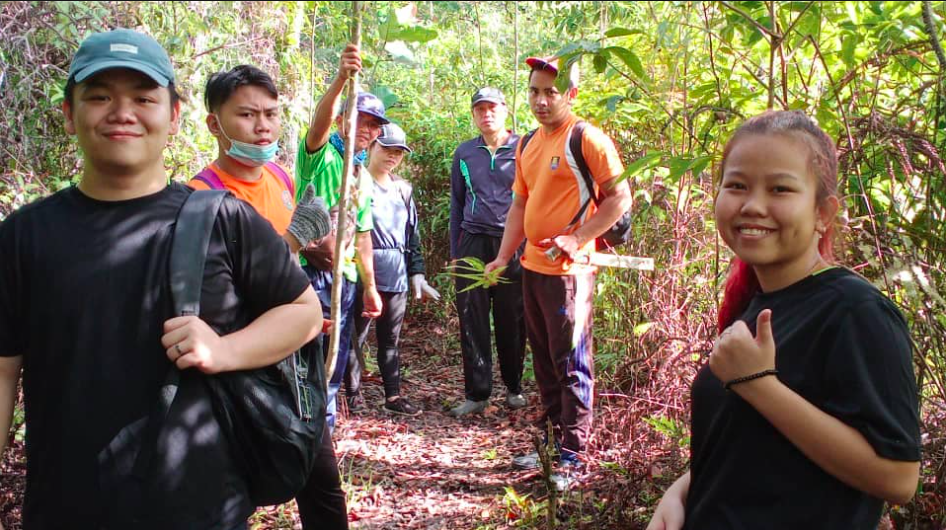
[709, 309, 776, 385]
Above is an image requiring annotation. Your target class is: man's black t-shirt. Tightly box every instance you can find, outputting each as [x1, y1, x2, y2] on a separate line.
[0, 183, 310, 529]
[685, 268, 921, 529]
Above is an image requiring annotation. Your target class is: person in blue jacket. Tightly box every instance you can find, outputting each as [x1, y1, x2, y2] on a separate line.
[448, 87, 527, 417]
[345, 123, 440, 416]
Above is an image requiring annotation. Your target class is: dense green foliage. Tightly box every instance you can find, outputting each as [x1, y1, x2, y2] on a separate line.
[2, 1, 945, 527]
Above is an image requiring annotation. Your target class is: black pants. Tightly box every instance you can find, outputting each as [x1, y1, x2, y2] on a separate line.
[346, 288, 409, 399]
[455, 231, 526, 401]
[523, 269, 596, 455]
[295, 422, 348, 529]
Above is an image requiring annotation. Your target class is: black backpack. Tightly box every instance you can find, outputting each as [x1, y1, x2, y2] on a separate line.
[519, 121, 632, 249]
[138, 190, 326, 507]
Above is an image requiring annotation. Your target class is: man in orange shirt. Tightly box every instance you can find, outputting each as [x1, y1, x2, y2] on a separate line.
[188, 65, 351, 529]
[189, 65, 328, 253]
[485, 56, 632, 490]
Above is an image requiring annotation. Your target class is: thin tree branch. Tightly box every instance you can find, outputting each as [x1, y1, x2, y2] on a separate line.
[781, 1, 814, 40]
[805, 35, 892, 294]
[923, 0, 946, 71]
[720, 1, 777, 38]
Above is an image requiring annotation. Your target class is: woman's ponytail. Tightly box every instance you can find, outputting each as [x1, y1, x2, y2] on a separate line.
[717, 258, 759, 333]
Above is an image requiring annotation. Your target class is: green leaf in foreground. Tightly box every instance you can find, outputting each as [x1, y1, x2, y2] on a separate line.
[441, 257, 511, 293]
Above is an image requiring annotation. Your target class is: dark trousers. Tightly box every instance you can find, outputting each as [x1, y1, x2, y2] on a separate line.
[304, 266, 356, 430]
[522, 268, 595, 455]
[295, 425, 349, 530]
[455, 232, 526, 401]
[347, 288, 409, 399]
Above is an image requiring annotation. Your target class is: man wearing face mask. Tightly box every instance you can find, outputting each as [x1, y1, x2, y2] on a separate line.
[189, 65, 347, 529]
[190, 65, 329, 252]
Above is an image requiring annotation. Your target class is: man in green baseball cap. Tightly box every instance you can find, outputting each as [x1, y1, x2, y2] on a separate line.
[0, 28, 323, 529]
[62, 28, 183, 199]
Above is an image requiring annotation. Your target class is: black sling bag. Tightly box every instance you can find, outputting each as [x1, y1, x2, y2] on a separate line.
[137, 190, 326, 507]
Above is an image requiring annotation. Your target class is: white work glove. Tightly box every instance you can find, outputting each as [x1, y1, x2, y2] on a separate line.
[410, 274, 441, 301]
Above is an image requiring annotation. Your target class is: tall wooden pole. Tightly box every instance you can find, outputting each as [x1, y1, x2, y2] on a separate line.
[512, 0, 519, 132]
[326, 0, 362, 384]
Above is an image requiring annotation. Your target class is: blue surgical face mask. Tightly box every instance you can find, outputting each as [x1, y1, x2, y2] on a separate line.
[215, 115, 279, 167]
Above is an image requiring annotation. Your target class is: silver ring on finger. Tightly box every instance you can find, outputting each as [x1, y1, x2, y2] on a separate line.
[175, 343, 183, 358]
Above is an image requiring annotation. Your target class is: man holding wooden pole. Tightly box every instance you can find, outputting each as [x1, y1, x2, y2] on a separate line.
[296, 43, 385, 429]
[293, 37, 383, 528]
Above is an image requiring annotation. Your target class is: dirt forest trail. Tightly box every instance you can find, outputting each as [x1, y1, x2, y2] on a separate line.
[333, 365, 538, 528]
[250, 308, 655, 530]
[316, 318, 549, 529]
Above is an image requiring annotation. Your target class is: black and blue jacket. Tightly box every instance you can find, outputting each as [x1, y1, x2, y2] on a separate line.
[449, 131, 520, 258]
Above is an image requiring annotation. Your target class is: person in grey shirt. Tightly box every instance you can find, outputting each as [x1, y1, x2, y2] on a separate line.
[448, 87, 527, 417]
[346, 123, 439, 416]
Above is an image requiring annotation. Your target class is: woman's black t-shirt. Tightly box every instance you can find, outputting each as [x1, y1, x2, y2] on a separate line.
[0, 183, 310, 529]
[685, 268, 921, 530]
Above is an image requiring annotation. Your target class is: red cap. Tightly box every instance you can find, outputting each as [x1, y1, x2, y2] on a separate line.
[526, 55, 579, 88]
[525, 56, 560, 74]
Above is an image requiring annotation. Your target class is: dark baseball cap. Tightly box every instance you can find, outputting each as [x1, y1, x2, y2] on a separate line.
[341, 92, 390, 125]
[375, 123, 412, 153]
[471, 87, 506, 107]
[68, 29, 174, 86]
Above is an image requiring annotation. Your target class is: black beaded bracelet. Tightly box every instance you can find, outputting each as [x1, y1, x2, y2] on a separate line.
[724, 369, 779, 391]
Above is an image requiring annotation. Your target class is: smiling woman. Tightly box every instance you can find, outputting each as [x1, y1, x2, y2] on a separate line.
[714, 132, 838, 293]
[647, 111, 921, 530]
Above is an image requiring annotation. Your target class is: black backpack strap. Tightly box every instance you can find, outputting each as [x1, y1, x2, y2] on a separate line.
[569, 121, 600, 206]
[562, 121, 597, 231]
[518, 128, 538, 155]
[133, 189, 228, 478]
[170, 190, 228, 316]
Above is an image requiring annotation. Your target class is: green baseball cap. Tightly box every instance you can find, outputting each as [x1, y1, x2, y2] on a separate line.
[68, 29, 174, 87]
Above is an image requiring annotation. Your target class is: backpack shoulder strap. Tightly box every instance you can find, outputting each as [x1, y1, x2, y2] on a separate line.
[390, 174, 416, 239]
[390, 174, 413, 210]
[569, 121, 600, 206]
[559, 121, 597, 232]
[133, 189, 228, 480]
[265, 162, 295, 196]
[170, 190, 229, 317]
[193, 166, 226, 190]
[518, 128, 538, 156]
